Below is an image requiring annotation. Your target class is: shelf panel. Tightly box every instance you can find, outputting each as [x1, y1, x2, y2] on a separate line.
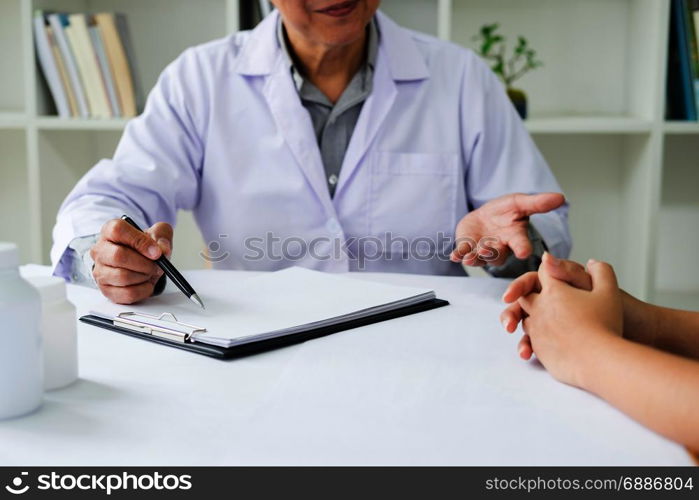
[656, 137, 699, 293]
[531, 134, 655, 297]
[525, 116, 653, 134]
[33, 117, 655, 134]
[0, 112, 28, 129]
[0, 0, 25, 113]
[0, 130, 32, 263]
[664, 121, 699, 134]
[381, 0, 439, 36]
[450, 0, 665, 120]
[35, 117, 130, 131]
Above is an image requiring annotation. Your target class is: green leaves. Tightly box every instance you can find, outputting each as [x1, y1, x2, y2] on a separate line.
[492, 59, 505, 76]
[526, 48, 543, 69]
[480, 23, 499, 38]
[472, 24, 543, 88]
[474, 23, 502, 58]
[480, 35, 503, 56]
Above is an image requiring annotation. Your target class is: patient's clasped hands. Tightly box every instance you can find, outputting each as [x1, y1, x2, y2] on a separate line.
[500, 253, 626, 388]
[500, 253, 699, 451]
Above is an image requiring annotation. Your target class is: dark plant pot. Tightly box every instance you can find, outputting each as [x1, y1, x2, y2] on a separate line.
[507, 88, 528, 120]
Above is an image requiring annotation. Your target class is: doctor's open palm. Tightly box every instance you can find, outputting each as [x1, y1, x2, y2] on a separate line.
[90, 219, 174, 304]
[450, 192, 566, 267]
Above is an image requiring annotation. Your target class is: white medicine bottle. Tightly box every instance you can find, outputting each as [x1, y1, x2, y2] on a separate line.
[24, 275, 78, 390]
[0, 242, 43, 419]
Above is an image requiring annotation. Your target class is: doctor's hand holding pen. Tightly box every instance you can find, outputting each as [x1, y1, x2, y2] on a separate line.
[449, 192, 565, 267]
[89, 218, 174, 304]
[500, 252, 699, 451]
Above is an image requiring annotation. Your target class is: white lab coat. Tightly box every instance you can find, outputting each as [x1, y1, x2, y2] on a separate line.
[52, 10, 570, 277]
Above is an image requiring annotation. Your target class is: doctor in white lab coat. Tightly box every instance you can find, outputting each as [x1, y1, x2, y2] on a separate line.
[52, 0, 571, 305]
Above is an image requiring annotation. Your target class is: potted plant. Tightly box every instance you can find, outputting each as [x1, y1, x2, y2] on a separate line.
[473, 24, 543, 119]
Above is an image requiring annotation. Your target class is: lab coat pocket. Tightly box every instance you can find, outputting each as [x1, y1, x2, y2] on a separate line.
[369, 152, 458, 246]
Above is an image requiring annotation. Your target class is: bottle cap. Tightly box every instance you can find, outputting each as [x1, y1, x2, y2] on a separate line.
[24, 276, 67, 303]
[0, 242, 19, 271]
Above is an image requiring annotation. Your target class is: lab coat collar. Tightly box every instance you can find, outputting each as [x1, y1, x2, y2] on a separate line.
[234, 10, 430, 82]
[262, 48, 338, 216]
[374, 10, 429, 81]
[233, 11, 280, 76]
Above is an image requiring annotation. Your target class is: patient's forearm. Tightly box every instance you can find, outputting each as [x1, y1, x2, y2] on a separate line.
[651, 306, 699, 360]
[621, 292, 699, 360]
[581, 335, 699, 452]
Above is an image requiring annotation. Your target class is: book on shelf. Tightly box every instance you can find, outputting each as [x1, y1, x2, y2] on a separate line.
[691, 0, 699, 107]
[94, 13, 137, 117]
[48, 13, 90, 118]
[34, 12, 139, 119]
[115, 13, 144, 117]
[33, 10, 71, 118]
[89, 20, 121, 117]
[48, 26, 79, 117]
[683, 0, 699, 119]
[66, 13, 112, 118]
[667, 0, 699, 121]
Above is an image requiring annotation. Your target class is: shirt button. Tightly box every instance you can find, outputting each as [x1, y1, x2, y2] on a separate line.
[328, 174, 338, 186]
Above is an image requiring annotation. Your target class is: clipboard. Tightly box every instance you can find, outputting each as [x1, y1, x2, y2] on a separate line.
[80, 298, 450, 360]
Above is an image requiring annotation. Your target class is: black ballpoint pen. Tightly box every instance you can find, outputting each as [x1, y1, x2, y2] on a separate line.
[120, 215, 205, 309]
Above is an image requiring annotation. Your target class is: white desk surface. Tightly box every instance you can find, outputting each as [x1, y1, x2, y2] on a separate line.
[0, 267, 692, 466]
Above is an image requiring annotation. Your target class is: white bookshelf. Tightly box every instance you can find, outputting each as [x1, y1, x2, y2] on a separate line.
[35, 117, 129, 130]
[0, 0, 697, 308]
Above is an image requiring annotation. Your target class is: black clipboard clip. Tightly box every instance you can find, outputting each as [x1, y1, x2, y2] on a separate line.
[112, 311, 206, 344]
